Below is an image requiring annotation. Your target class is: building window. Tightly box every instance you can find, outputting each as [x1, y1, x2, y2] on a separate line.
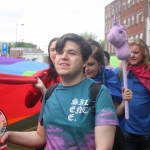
[131, 15, 134, 26]
[106, 12, 107, 19]
[128, 17, 130, 27]
[119, 3, 121, 11]
[130, 36, 134, 39]
[108, 11, 110, 18]
[140, 33, 143, 39]
[109, 23, 111, 31]
[118, 18, 121, 24]
[112, 8, 114, 15]
[123, 19, 126, 24]
[115, 6, 118, 13]
[135, 34, 138, 38]
[136, 11, 144, 24]
[128, 0, 130, 8]
[132, 0, 135, 6]
[136, 14, 139, 24]
[122, 2, 126, 10]
[141, 14, 144, 22]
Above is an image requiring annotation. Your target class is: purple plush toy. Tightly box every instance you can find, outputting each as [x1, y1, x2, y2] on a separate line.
[107, 16, 131, 60]
[107, 15, 131, 119]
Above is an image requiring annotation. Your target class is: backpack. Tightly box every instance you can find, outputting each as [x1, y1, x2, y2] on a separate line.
[42, 82, 125, 150]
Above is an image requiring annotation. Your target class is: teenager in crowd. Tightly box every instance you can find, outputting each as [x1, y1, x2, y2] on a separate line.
[85, 38, 132, 131]
[33, 38, 60, 93]
[0, 33, 118, 150]
[25, 38, 61, 108]
[113, 38, 150, 150]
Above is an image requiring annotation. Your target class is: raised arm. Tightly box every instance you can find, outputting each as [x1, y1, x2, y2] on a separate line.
[0, 123, 46, 148]
[113, 88, 132, 117]
[34, 77, 47, 95]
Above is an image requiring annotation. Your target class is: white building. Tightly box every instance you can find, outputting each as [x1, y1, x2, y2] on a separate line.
[10, 47, 45, 62]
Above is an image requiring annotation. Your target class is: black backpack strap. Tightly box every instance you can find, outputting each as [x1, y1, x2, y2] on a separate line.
[90, 82, 125, 150]
[44, 83, 59, 103]
[40, 83, 59, 126]
[89, 82, 101, 113]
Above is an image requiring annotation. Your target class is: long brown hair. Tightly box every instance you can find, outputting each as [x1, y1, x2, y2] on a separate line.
[48, 38, 59, 82]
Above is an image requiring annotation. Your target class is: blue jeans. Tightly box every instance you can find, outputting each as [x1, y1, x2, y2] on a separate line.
[124, 132, 150, 150]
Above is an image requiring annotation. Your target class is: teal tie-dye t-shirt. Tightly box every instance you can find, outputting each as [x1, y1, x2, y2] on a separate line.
[40, 78, 118, 150]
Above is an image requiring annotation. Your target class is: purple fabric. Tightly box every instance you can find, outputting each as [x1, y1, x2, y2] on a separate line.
[0, 56, 25, 65]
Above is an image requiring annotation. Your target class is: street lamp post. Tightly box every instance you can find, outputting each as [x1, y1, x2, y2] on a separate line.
[16, 23, 24, 46]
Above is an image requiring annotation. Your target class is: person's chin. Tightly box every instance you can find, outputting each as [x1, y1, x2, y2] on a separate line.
[58, 71, 70, 76]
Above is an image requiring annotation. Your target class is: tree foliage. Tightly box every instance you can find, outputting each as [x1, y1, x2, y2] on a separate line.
[98, 39, 105, 50]
[7, 42, 40, 54]
[15, 42, 37, 48]
[79, 32, 105, 50]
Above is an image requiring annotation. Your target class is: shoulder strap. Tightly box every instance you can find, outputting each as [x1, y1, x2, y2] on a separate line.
[40, 83, 59, 126]
[45, 83, 59, 103]
[90, 82, 101, 113]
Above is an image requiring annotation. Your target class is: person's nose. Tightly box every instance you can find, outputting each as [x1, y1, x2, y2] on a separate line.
[61, 52, 68, 60]
[131, 52, 134, 57]
[85, 65, 89, 71]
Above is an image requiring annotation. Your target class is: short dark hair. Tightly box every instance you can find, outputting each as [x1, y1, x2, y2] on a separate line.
[104, 51, 110, 61]
[87, 38, 105, 66]
[56, 33, 92, 62]
[87, 38, 107, 86]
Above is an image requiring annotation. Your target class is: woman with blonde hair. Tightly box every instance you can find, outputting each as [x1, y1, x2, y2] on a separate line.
[113, 38, 150, 150]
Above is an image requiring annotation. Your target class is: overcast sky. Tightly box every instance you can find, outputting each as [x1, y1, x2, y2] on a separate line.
[0, 0, 113, 53]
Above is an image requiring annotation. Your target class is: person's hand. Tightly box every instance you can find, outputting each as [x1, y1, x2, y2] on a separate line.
[33, 77, 45, 90]
[33, 72, 47, 90]
[0, 132, 9, 147]
[122, 88, 132, 102]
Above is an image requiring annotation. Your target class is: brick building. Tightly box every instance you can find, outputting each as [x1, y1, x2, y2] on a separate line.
[105, 0, 150, 54]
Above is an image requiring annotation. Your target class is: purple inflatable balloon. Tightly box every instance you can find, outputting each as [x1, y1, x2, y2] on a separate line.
[107, 15, 131, 60]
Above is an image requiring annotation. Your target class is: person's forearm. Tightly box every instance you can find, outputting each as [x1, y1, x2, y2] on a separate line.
[116, 101, 125, 117]
[40, 86, 47, 95]
[7, 131, 46, 148]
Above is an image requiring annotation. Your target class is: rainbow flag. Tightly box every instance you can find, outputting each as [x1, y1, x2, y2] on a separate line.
[0, 56, 49, 125]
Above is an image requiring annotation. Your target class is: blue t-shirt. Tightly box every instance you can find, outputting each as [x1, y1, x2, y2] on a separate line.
[113, 67, 150, 135]
[40, 78, 118, 150]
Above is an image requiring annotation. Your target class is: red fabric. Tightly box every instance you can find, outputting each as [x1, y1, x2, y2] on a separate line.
[0, 73, 37, 84]
[0, 68, 49, 121]
[0, 145, 8, 150]
[127, 64, 150, 91]
[0, 68, 61, 123]
[25, 69, 61, 108]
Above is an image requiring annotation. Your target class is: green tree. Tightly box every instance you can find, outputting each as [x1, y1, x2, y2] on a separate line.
[98, 39, 105, 50]
[79, 32, 105, 50]
[15, 42, 37, 48]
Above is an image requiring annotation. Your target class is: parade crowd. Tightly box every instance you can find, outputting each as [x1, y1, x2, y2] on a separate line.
[0, 33, 150, 150]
